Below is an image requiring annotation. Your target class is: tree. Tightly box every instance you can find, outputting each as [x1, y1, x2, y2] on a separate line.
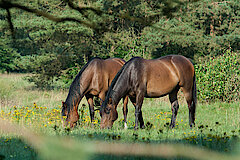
[141, 0, 239, 59]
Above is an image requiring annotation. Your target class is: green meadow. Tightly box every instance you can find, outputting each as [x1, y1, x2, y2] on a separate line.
[0, 74, 239, 160]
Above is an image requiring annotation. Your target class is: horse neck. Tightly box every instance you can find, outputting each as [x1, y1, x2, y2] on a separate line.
[65, 77, 84, 111]
[111, 73, 129, 106]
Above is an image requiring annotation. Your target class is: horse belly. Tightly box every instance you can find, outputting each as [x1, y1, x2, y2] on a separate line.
[146, 73, 178, 98]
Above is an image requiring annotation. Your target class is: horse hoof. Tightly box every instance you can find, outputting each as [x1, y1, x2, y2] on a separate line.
[140, 125, 145, 129]
[190, 123, 195, 129]
[170, 125, 175, 129]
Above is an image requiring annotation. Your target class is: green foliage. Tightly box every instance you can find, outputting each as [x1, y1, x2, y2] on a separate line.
[0, 44, 20, 73]
[60, 64, 81, 88]
[13, 55, 36, 72]
[25, 54, 62, 89]
[195, 50, 240, 102]
[142, 0, 240, 58]
[101, 29, 150, 60]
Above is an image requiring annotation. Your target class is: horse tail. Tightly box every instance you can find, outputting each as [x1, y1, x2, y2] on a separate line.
[192, 72, 197, 106]
[191, 71, 197, 126]
[188, 57, 197, 106]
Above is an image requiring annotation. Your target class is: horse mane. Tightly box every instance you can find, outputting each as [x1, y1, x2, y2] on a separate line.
[102, 57, 141, 109]
[66, 57, 102, 107]
[70, 57, 102, 88]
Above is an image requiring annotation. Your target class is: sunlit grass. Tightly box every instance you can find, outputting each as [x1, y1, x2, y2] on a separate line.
[0, 73, 67, 108]
[2, 100, 238, 153]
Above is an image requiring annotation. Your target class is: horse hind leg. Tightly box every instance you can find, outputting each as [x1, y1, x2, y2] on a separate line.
[169, 87, 180, 128]
[86, 95, 95, 124]
[189, 100, 196, 128]
[122, 96, 129, 129]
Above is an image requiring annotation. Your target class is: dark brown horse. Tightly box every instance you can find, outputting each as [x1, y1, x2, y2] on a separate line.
[100, 55, 197, 129]
[62, 57, 128, 128]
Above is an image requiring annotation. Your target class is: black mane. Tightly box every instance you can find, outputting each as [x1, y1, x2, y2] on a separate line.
[102, 57, 141, 109]
[66, 57, 102, 109]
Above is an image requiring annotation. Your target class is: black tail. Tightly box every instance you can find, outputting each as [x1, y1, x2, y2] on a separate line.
[190, 72, 197, 127]
[192, 73, 197, 106]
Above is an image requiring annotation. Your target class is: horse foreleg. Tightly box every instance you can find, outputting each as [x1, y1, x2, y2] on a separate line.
[138, 110, 145, 129]
[86, 95, 95, 123]
[134, 105, 145, 130]
[169, 88, 179, 128]
[122, 96, 128, 129]
[131, 93, 144, 130]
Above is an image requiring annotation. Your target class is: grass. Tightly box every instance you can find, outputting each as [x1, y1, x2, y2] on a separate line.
[0, 74, 239, 160]
[0, 74, 67, 108]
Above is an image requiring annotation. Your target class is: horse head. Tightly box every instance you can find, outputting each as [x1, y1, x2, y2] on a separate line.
[61, 101, 79, 128]
[100, 98, 118, 129]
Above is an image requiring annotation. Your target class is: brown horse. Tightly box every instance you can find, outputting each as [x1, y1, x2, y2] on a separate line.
[62, 57, 128, 128]
[100, 55, 197, 129]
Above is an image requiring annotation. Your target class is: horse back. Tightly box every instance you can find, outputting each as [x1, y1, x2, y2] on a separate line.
[140, 55, 194, 97]
[81, 58, 125, 95]
[169, 55, 195, 87]
[107, 58, 126, 66]
[102, 58, 126, 84]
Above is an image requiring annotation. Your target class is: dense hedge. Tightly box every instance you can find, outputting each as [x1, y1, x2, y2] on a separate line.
[195, 50, 239, 102]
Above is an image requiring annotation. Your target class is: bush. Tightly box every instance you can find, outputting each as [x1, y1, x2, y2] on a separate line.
[0, 46, 20, 73]
[25, 54, 62, 89]
[60, 64, 81, 88]
[195, 50, 239, 102]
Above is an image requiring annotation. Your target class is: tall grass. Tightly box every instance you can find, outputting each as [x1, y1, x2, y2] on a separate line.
[0, 74, 67, 108]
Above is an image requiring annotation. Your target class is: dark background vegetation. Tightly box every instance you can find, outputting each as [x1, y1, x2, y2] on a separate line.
[0, 0, 239, 102]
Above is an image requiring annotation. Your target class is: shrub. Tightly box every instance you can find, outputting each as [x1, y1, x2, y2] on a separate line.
[195, 50, 239, 102]
[60, 64, 81, 88]
[25, 54, 62, 89]
[0, 46, 20, 73]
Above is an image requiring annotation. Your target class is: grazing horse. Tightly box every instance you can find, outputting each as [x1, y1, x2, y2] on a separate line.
[100, 55, 197, 129]
[62, 57, 128, 128]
